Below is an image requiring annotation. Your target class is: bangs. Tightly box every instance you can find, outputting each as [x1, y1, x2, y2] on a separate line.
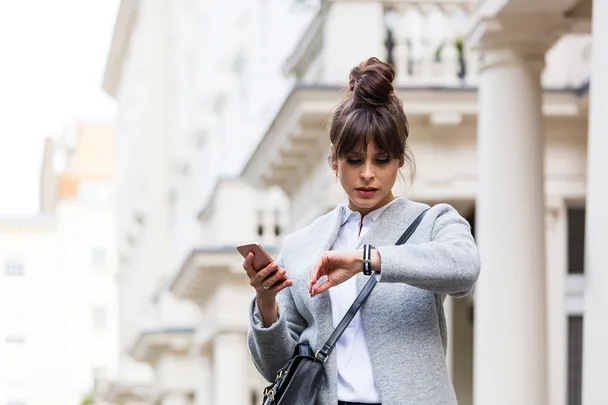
[333, 108, 403, 160]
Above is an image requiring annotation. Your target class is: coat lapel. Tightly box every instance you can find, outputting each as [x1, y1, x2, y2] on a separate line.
[355, 197, 429, 402]
[293, 205, 344, 348]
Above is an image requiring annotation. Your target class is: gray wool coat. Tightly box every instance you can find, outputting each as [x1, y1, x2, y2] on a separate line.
[247, 198, 480, 405]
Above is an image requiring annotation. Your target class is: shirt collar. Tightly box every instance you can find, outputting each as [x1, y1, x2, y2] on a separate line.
[340, 196, 401, 226]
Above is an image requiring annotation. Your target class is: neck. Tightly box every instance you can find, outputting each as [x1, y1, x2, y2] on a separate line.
[348, 192, 396, 217]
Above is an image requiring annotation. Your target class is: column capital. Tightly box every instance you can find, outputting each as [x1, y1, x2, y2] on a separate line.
[467, 13, 572, 70]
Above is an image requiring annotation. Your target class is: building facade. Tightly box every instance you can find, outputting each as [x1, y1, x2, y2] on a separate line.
[103, 0, 604, 405]
[101, 0, 299, 404]
[0, 122, 119, 405]
[0, 216, 66, 405]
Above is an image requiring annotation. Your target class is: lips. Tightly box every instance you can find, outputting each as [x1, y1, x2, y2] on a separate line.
[356, 187, 378, 197]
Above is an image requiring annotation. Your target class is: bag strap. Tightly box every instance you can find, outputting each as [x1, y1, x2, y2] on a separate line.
[314, 208, 429, 363]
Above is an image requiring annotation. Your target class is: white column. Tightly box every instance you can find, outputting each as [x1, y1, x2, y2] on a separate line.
[194, 355, 213, 405]
[213, 332, 248, 405]
[155, 354, 197, 405]
[545, 200, 568, 405]
[261, 207, 275, 245]
[475, 41, 548, 405]
[582, 0, 608, 403]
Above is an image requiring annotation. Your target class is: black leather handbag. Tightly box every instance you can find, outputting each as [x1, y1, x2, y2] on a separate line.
[261, 209, 429, 405]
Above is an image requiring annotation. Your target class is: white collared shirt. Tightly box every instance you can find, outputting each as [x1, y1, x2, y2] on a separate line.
[329, 197, 400, 402]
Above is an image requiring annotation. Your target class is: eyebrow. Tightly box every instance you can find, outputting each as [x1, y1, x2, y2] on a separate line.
[346, 151, 390, 157]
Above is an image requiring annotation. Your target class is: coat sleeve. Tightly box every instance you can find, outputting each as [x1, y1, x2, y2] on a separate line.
[375, 204, 480, 297]
[247, 245, 308, 382]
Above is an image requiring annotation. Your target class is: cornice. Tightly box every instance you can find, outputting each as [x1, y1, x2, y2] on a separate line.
[102, 0, 138, 98]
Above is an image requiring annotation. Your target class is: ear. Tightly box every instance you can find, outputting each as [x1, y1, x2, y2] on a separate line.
[330, 146, 338, 173]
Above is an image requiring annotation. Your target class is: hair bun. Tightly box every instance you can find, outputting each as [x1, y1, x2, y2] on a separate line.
[348, 57, 395, 106]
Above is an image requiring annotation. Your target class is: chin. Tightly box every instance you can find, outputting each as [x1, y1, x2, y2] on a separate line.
[350, 195, 383, 209]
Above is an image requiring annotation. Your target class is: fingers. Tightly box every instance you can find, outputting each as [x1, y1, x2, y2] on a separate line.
[242, 252, 256, 277]
[309, 254, 328, 296]
[255, 262, 279, 285]
[242, 249, 293, 296]
[311, 279, 334, 296]
[309, 258, 320, 291]
[308, 263, 318, 296]
[258, 266, 287, 290]
[242, 253, 278, 282]
[269, 277, 293, 294]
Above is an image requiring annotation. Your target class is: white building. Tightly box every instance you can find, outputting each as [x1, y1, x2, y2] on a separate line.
[102, 1, 300, 404]
[0, 122, 119, 405]
[103, 0, 604, 405]
[0, 215, 66, 405]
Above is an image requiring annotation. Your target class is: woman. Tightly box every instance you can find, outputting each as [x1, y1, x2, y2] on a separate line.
[242, 57, 480, 405]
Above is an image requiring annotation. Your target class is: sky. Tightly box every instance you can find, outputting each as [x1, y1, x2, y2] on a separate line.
[0, 1, 120, 216]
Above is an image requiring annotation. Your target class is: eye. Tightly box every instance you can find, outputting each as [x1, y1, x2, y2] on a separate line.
[345, 157, 363, 165]
[375, 157, 392, 164]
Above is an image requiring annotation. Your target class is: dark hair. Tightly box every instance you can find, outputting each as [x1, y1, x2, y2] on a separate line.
[329, 57, 415, 181]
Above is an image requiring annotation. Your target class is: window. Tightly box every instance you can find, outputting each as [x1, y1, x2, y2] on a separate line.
[256, 210, 264, 237]
[91, 307, 107, 332]
[274, 209, 282, 237]
[567, 316, 583, 405]
[566, 205, 585, 405]
[91, 247, 107, 268]
[5, 261, 24, 276]
[5, 335, 25, 344]
[567, 207, 585, 274]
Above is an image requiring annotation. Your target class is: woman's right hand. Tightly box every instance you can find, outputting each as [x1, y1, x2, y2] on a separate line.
[242, 252, 293, 303]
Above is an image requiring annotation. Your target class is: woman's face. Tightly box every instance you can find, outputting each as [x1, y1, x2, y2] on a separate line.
[332, 139, 401, 216]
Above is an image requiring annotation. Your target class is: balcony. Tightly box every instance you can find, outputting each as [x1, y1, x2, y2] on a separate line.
[286, 0, 591, 92]
[384, 1, 477, 86]
[240, 81, 582, 227]
[101, 380, 153, 404]
[285, 0, 479, 87]
[130, 328, 195, 365]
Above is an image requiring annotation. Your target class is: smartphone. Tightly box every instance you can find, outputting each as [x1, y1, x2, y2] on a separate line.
[236, 243, 275, 271]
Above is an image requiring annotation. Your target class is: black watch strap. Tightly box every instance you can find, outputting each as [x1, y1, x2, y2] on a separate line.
[362, 244, 373, 276]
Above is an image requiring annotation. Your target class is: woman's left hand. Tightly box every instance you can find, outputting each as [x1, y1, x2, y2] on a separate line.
[308, 250, 362, 297]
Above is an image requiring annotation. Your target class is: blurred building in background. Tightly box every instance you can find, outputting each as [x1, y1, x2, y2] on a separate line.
[0, 122, 119, 405]
[100, 0, 293, 404]
[100, 0, 604, 405]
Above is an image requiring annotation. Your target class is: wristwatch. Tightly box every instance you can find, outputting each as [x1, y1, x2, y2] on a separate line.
[362, 244, 374, 276]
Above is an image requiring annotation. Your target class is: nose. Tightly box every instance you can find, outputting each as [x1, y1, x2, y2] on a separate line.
[360, 159, 375, 181]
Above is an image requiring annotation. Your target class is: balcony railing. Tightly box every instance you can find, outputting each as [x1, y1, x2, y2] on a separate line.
[284, 0, 478, 86]
[285, 0, 590, 91]
[382, 1, 477, 86]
